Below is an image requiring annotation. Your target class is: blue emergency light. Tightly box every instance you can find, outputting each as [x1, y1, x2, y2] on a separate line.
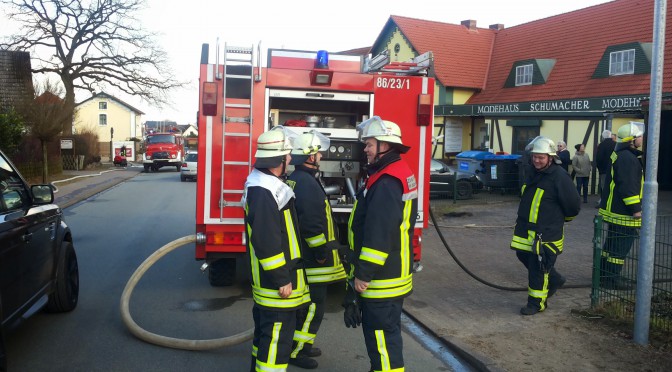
[315, 50, 329, 69]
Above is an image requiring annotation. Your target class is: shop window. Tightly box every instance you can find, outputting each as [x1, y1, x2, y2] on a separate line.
[512, 126, 540, 154]
[99, 101, 108, 110]
[99, 114, 107, 126]
[515, 64, 533, 86]
[609, 49, 635, 76]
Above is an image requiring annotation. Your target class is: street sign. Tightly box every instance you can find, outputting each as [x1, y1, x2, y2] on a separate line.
[61, 139, 73, 149]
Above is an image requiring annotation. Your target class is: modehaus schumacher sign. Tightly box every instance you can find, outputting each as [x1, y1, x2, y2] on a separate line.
[437, 95, 646, 117]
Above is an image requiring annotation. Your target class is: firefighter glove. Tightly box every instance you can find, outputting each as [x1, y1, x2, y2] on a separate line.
[342, 281, 361, 328]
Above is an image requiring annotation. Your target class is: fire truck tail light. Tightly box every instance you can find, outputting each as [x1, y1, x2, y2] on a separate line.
[417, 94, 432, 126]
[202, 82, 218, 116]
[206, 231, 244, 246]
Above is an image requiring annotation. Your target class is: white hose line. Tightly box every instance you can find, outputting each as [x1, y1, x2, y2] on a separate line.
[120, 235, 253, 350]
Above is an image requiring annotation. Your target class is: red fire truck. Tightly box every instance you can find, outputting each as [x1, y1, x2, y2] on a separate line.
[195, 42, 434, 286]
[142, 132, 185, 172]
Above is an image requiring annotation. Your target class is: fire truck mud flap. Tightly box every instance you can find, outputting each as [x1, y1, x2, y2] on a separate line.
[208, 258, 236, 286]
[120, 235, 253, 350]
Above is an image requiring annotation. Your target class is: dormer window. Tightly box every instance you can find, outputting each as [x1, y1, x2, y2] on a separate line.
[515, 64, 533, 86]
[593, 42, 650, 79]
[505, 59, 556, 88]
[609, 49, 635, 76]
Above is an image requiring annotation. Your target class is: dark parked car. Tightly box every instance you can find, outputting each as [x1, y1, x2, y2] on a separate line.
[0, 150, 79, 370]
[430, 159, 484, 200]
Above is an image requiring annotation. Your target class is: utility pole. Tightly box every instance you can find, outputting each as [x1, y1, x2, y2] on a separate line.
[110, 126, 114, 162]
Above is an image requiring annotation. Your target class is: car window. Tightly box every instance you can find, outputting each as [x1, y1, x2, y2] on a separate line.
[0, 156, 29, 212]
[430, 160, 443, 172]
[185, 153, 198, 162]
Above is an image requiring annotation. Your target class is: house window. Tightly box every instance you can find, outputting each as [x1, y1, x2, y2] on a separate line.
[609, 49, 635, 75]
[515, 64, 533, 86]
[99, 102, 108, 110]
[99, 114, 107, 126]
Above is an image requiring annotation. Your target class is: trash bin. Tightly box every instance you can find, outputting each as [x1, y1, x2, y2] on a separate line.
[455, 151, 493, 176]
[482, 154, 521, 191]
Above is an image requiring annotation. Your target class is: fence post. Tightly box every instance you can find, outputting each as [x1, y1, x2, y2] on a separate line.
[591, 215, 603, 307]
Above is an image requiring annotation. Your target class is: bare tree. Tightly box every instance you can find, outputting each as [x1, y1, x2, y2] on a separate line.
[1, 0, 185, 135]
[17, 79, 72, 182]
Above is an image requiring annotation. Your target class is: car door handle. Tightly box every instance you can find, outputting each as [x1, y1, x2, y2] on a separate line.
[23, 232, 33, 242]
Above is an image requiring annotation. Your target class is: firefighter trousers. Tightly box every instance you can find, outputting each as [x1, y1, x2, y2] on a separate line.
[516, 250, 559, 311]
[251, 304, 297, 372]
[601, 223, 639, 277]
[291, 284, 327, 357]
[361, 299, 404, 372]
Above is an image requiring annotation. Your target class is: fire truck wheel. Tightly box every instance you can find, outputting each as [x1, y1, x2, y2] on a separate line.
[208, 258, 236, 286]
[144, 165, 150, 172]
[175, 164, 181, 172]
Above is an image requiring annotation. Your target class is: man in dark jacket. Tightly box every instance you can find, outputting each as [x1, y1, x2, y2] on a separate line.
[598, 122, 644, 290]
[286, 130, 346, 369]
[511, 137, 581, 315]
[345, 116, 417, 371]
[243, 126, 311, 372]
[595, 130, 617, 205]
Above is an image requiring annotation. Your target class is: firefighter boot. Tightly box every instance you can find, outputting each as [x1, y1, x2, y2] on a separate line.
[300, 344, 322, 358]
[288, 355, 318, 369]
[548, 275, 567, 298]
[520, 305, 542, 316]
[600, 276, 634, 290]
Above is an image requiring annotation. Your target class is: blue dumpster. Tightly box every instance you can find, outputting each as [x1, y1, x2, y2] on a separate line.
[482, 154, 522, 190]
[455, 151, 493, 175]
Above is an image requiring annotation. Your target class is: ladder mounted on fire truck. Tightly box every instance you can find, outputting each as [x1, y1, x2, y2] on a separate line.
[216, 42, 256, 216]
[364, 49, 433, 76]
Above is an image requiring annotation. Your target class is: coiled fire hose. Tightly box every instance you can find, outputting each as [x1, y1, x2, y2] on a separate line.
[120, 235, 253, 350]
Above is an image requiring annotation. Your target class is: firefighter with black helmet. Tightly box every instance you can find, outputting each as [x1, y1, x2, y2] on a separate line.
[242, 126, 311, 371]
[284, 130, 347, 369]
[511, 136, 580, 315]
[598, 122, 645, 290]
[344, 116, 417, 371]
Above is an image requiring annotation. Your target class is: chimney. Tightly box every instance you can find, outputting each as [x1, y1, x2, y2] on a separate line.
[461, 19, 477, 30]
[489, 23, 505, 31]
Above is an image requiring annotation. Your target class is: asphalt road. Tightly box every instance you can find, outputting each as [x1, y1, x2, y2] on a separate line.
[5, 169, 457, 371]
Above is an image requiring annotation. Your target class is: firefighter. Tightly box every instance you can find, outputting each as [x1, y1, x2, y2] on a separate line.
[598, 122, 645, 290]
[344, 116, 417, 371]
[286, 130, 347, 369]
[242, 126, 311, 372]
[511, 136, 580, 315]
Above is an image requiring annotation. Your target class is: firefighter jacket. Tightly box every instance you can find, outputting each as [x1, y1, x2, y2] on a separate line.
[286, 165, 347, 285]
[347, 152, 418, 301]
[242, 168, 311, 311]
[599, 145, 644, 227]
[511, 163, 580, 254]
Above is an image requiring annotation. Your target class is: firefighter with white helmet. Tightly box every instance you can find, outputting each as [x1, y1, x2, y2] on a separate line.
[242, 126, 311, 371]
[598, 122, 645, 290]
[511, 136, 580, 315]
[285, 130, 346, 369]
[344, 116, 417, 371]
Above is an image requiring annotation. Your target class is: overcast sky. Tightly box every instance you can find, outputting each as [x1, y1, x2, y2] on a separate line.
[2, 0, 615, 124]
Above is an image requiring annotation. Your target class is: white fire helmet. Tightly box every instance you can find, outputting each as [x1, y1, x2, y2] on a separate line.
[617, 122, 645, 143]
[255, 126, 295, 158]
[290, 130, 330, 156]
[526, 136, 557, 156]
[356, 116, 410, 153]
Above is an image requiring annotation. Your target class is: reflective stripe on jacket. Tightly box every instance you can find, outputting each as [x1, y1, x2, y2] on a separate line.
[348, 158, 417, 301]
[243, 169, 310, 310]
[287, 166, 346, 285]
[510, 163, 580, 253]
[599, 146, 643, 227]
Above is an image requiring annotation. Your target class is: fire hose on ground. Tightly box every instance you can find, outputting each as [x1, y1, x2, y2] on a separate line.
[120, 235, 253, 350]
